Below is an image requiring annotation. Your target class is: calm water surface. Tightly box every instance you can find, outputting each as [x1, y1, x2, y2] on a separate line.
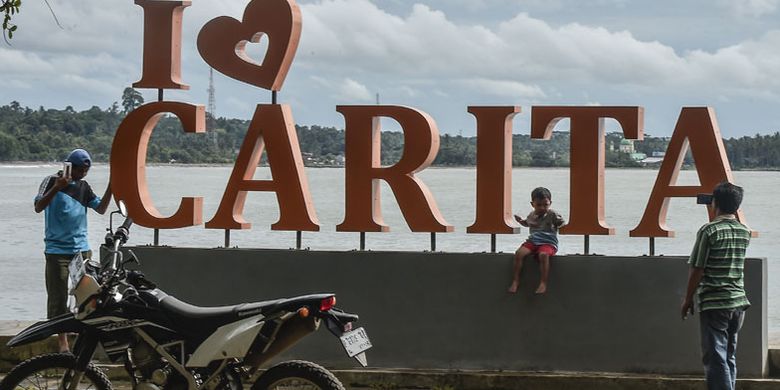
[1, 165, 777, 333]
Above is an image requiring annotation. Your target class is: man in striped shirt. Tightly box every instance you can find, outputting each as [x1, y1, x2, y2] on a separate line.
[681, 181, 751, 390]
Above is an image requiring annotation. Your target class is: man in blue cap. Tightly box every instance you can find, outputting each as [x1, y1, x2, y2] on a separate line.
[34, 149, 112, 352]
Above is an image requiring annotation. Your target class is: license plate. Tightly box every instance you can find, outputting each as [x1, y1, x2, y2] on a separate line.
[68, 253, 86, 294]
[339, 327, 372, 358]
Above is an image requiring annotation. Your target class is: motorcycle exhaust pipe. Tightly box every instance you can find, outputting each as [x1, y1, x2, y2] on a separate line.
[245, 313, 320, 368]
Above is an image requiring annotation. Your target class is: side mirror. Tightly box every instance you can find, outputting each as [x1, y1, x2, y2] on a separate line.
[118, 200, 128, 217]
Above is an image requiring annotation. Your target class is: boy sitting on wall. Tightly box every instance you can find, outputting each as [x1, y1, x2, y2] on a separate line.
[508, 187, 565, 295]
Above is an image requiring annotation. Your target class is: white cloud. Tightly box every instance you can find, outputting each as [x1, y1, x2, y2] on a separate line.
[457, 78, 546, 99]
[299, 1, 506, 76]
[308, 76, 372, 101]
[336, 78, 373, 101]
[0, 48, 55, 75]
[395, 85, 419, 98]
[718, 0, 779, 17]
[4, 0, 780, 136]
[298, 0, 780, 98]
[684, 30, 780, 92]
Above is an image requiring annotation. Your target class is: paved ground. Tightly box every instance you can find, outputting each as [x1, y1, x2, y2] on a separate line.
[4, 370, 780, 390]
[0, 321, 35, 337]
[3, 321, 780, 389]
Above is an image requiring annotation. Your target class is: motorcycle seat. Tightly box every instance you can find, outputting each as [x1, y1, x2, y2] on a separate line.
[156, 292, 333, 339]
[158, 295, 282, 332]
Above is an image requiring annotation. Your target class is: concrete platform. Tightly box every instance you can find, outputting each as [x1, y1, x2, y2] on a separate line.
[4, 321, 780, 389]
[2, 367, 780, 390]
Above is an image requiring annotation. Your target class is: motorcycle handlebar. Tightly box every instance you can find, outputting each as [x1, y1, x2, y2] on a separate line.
[119, 217, 134, 232]
[114, 217, 133, 244]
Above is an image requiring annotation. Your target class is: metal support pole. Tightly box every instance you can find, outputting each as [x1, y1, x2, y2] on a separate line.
[224, 229, 230, 248]
[158, 88, 163, 102]
[490, 234, 496, 253]
[360, 232, 366, 251]
[153, 229, 159, 246]
[649, 237, 655, 257]
[430, 233, 436, 252]
[296, 231, 302, 250]
[584, 235, 590, 255]
[272, 91, 277, 105]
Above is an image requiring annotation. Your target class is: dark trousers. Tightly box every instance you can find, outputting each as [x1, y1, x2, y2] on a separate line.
[699, 307, 746, 390]
[44, 251, 92, 318]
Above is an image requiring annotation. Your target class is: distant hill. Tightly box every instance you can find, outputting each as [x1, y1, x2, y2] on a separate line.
[1, 102, 778, 169]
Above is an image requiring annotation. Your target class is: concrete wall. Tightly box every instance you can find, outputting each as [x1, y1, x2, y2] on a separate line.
[130, 247, 768, 377]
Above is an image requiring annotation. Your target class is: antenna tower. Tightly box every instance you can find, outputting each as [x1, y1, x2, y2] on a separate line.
[207, 68, 218, 147]
[208, 68, 217, 118]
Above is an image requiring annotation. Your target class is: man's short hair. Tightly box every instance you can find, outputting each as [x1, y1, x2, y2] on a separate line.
[531, 187, 552, 202]
[712, 181, 743, 214]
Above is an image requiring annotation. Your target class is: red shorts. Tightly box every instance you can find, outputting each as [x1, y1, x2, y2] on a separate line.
[521, 241, 557, 256]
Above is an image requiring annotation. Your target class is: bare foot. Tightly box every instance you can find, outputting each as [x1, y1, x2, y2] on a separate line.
[535, 283, 547, 294]
[507, 281, 519, 293]
[58, 334, 70, 353]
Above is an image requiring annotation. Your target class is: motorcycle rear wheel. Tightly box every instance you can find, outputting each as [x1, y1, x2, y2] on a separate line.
[0, 353, 112, 390]
[252, 360, 344, 390]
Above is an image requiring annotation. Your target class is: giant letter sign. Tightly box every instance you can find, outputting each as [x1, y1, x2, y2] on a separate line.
[467, 106, 522, 234]
[336, 106, 453, 233]
[631, 107, 756, 237]
[133, 0, 190, 90]
[206, 104, 319, 231]
[532, 107, 644, 235]
[110, 102, 205, 228]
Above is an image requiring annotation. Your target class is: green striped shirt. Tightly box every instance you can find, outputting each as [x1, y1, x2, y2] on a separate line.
[688, 216, 751, 312]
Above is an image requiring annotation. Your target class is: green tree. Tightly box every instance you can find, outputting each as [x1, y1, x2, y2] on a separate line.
[530, 149, 554, 167]
[1, 0, 20, 41]
[121, 87, 144, 114]
[0, 131, 21, 160]
[2, 0, 61, 42]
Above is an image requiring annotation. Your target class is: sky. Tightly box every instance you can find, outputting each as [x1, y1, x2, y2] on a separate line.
[1, 0, 780, 137]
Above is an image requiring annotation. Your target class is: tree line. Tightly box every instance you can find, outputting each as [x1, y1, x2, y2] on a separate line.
[0, 100, 778, 170]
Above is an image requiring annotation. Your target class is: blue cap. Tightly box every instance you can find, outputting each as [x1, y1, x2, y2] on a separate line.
[66, 149, 92, 167]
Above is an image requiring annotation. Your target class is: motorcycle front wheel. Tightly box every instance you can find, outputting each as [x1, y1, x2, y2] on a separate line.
[252, 360, 345, 390]
[0, 353, 111, 390]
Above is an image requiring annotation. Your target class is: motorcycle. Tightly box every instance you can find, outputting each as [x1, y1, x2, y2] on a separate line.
[0, 202, 372, 390]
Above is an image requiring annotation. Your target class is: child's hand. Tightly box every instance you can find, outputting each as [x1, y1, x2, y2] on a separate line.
[514, 214, 525, 224]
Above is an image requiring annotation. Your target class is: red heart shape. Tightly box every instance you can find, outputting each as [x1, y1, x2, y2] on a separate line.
[197, 0, 301, 91]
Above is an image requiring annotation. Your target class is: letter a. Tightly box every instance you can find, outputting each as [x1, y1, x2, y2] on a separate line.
[206, 104, 319, 231]
[110, 102, 205, 228]
[631, 107, 756, 237]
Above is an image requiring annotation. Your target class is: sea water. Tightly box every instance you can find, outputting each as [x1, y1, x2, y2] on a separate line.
[1, 165, 777, 335]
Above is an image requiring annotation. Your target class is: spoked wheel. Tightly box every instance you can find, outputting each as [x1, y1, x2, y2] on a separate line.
[0, 353, 112, 390]
[252, 360, 344, 390]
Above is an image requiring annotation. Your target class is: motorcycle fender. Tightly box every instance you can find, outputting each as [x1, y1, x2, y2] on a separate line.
[186, 314, 265, 368]
[244, 315, 320, 368]
[6, 314, 84, 347]
[323, 309, 359, 337]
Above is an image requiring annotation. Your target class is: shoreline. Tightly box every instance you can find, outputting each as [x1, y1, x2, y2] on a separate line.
[2, 161, 779, 172]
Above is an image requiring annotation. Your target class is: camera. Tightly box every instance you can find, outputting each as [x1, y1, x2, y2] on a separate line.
[696, 193, 713, 205]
